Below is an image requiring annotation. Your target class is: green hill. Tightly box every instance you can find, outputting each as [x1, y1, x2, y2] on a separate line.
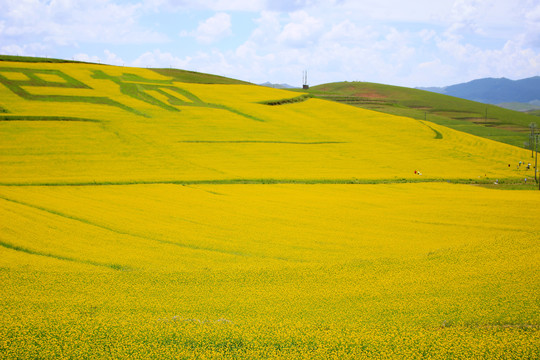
[151, 68, 251, 85]
[298, 81, 540, 148]
[0, 54, 86, 64]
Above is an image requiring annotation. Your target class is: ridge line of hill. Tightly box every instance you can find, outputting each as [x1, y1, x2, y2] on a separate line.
[0, 54, 250, 85]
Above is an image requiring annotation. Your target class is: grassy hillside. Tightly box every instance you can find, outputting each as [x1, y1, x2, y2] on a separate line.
[151, 68, 251, 85]
[0, 54, 87, 64]
[299, 81, 540, 149]
[0, 57, 539, 359]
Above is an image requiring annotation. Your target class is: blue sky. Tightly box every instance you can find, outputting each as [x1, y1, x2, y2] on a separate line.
[1, 0, 539, 87]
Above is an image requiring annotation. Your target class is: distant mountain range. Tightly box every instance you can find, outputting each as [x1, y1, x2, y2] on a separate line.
[259, 82, 296, 89]
[417, 76, 540, 110]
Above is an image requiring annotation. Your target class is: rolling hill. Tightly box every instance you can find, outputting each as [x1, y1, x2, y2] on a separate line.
[0, 61, 533, 184]
[298, 81, 540, 149]
[0, 56, 539, 359]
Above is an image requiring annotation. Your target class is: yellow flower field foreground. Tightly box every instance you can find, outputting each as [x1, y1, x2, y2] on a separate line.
[0, 183, 538, 358]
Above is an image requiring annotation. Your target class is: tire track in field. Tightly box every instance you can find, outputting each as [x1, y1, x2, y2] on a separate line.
[418, 120, 443, 139]
[0, 238, 128, 270]
[0, 195, 293, 261]
[0, 115, 102, 122]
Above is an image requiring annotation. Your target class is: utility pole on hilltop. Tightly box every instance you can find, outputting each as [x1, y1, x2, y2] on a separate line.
[530, 123, 538, 158]
[302, 70, 309, 90]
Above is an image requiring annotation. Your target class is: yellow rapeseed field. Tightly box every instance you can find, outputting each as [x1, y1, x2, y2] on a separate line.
[0, 61, 534, 184]
[0, 60, 538, 358]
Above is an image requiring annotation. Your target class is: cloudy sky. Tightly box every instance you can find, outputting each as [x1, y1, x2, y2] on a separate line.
[1, 0, 539, 87]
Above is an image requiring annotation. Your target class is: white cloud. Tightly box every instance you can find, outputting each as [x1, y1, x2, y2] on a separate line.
[143, 0, 344, 12]
[1, 0, 538, 88]
[524, 3, 540, 47]
[322, 20, 378, 45]
[0, 44, 27, 56]
[182, 1, 540, 87]
[143, 0, 265, 12]
[249, 11, 282, 45]
[194, 13, 232, 44]
[72, 50, 124, 65]
[337, 0, 453, 23]
[419, 29, 436, 43]
[0, 0, 167, 46]
[433, 32, 540, 83]
[266, 0, 320, 12]
[103, 50, 125, 66]
[444, 0, 485, 37]
[413, 59, 454, 86]
[526, 3, 540, 22]
[131, 49, 191, 69]
[0, 42, 48, 56]
[73, 53, 101, 63]
[277, 11, 323, 47]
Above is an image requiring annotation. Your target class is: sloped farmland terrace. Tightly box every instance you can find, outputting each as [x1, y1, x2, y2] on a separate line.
[0, 59, 538, 359]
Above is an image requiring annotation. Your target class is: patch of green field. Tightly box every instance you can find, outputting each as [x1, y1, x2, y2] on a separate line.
[479, 182, 539, 190]
[297, 81, 540, 148]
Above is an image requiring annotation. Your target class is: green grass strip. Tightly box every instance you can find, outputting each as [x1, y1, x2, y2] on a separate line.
[0, 239, 127, 270]
[419, 120, 443, 139]
[258, 94, 313, 106]
[178, 140, 346, 144]
[209, 103, 265, 122]
[0, 177, 534, 189]
[0, 115, 101, 122]
[0, 54, 90, 64]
